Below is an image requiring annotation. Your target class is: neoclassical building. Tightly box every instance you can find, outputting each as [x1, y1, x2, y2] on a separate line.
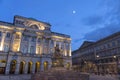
[72, 32, 120, 75]
[0, 15, 72, 74]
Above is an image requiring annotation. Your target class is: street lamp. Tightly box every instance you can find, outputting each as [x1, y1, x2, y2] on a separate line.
[96, 55, 99, 58]
[96, 55, 99, 75]
[113, 56, 117, 59]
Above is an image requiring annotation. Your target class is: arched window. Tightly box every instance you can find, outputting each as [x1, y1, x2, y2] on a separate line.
[30, 25, 38, 29]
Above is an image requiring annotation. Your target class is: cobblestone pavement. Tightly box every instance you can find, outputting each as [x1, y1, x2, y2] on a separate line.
[89, 74, 119, 80]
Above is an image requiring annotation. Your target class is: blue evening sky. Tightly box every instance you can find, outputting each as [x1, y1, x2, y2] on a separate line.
[0, 0, 120, 51]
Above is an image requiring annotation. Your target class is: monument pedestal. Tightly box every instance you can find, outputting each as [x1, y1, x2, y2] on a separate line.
[50, 67, 66, 71]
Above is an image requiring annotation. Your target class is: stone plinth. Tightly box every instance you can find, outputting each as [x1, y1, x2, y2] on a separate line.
[50, 67, 66, 71]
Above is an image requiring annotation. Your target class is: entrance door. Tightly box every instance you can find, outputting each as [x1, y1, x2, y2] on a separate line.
[9, 60, 16, 74]
[28, 62, 32, 74]
[0, 67, 5, 74]
[19, 62, 24, 74]
[0, 60, 6, 74]
[44, 61, 48, 71]
[35, 62, 40, 73]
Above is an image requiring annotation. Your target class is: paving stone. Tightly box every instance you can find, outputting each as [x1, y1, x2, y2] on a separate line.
[32, 71, 89, 80]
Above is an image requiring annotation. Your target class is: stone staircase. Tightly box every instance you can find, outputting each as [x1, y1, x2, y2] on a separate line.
[31, 71, 89, 80]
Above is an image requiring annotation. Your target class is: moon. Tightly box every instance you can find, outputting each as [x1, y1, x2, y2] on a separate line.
[72, 10, 76, 14]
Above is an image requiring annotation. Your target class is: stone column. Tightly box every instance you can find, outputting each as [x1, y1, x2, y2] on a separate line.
[59, 42, 61, 49]
[5, 63, 10, 74]
[48, 39, 51, 54]
[48, 62, 51, 70]
[24, 63, 28, 74]
[15, 62, 20, 74]
[61, 43, 64, 56]
[0, 32, 6, 51]
[41, 62, 44, 71]
[17, 33, 22, 52]
[69, 43, 71, 56]
[32, 63, 35, 74]
[64, 43, 67, 56]
[52, 40, 56, 53]
[49, 40, 53, 54]
[35, 37, 38, 54]
[42, 38, 45, 54]
[39, 38, 43, 55]
[10, 33, 15, 51]
[54, 40, 56, 47]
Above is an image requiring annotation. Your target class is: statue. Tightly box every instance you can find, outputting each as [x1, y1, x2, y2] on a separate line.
[52, 44, 64, 67]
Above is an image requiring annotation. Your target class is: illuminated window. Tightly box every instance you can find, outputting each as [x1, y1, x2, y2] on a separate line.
[15, 34, 20, 39]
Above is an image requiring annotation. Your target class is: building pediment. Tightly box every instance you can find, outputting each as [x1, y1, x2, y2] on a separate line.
[14, 15, 51, 31]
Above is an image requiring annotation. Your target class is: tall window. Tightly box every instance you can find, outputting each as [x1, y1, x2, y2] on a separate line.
[107, 43, 111, 48]
[117, 39, 120, 46]
[37, 47, 40, 54]
[4, 44, 9, 52]
[6, 32, 11, 38]
[30, 46, 34, 54]
[31, 37, 36, 42]
[112, 41, 116, 47]
[22, 45, 27, 53]
[0, 31, 2, 37]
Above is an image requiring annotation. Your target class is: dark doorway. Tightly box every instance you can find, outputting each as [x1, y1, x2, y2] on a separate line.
[9, 60, 16, 74]
[19, 61, 25, 74]
[28, 62, 32, 74]
[35, 62, 40, 73]
[44, 61, 48, 71]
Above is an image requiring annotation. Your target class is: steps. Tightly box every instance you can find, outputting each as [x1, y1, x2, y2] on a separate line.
[32, 71, 89, 80]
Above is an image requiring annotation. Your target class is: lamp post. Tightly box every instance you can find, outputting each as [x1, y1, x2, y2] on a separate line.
[113, 56, 118, 74]
[96, 55, 99, 75]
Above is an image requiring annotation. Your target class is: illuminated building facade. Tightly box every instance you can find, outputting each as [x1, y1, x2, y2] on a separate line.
[0, 15, 72, 74]
[72, 32, 120, 75]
